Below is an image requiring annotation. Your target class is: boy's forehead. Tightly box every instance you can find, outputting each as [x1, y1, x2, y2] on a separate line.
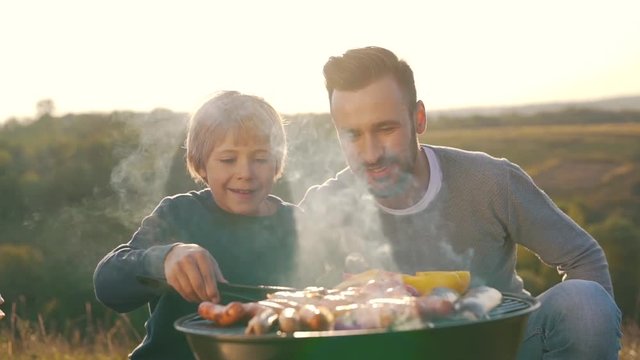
[215, 129, 271, 149]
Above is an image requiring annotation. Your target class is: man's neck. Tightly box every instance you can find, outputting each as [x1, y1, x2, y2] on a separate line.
[375, 147, 430, 210]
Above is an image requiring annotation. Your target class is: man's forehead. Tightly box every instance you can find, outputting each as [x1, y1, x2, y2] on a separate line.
[332, 76, 405, 105]
[330, 78, 409, 126]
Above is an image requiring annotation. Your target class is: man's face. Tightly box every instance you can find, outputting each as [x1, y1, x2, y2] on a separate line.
[330, 75, 423, 198]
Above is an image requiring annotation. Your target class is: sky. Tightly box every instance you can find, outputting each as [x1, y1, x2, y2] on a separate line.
[1, 0, 639, 122]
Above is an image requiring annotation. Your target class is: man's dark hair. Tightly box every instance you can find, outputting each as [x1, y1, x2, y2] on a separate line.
[323, 46, 417, 113]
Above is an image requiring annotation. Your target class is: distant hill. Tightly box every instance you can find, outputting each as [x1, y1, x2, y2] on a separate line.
[428, 94, 640, 119]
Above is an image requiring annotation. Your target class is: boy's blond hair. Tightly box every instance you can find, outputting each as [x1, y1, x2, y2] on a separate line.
[186, 91, 287, 184]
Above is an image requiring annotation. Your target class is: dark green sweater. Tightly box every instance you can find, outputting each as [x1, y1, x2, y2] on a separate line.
[93, 189, 300, 359]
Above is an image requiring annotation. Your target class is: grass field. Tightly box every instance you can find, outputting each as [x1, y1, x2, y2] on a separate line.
[424, 122, 640, 223]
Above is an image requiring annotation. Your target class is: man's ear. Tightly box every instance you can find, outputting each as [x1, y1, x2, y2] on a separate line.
[415, 100, 427, 134]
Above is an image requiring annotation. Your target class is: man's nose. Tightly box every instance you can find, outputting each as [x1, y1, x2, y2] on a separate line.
[360, 135, 383, 165]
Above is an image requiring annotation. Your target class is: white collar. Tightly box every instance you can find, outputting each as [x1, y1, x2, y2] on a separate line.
[376, 145, 442, 215]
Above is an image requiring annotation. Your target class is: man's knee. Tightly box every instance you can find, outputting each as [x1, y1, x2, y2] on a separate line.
[539, 279, 621, 337]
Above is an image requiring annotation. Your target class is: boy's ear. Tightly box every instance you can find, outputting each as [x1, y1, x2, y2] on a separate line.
[198, 168, 208, 182]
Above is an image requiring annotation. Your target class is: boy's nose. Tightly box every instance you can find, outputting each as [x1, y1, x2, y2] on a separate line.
[236, 159, 254, 179]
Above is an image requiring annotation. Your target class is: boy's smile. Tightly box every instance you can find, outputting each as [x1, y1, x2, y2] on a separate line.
[199, 134, 277, 216]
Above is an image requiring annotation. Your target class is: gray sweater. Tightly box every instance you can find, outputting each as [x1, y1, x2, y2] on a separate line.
[298, 145, 613, 296]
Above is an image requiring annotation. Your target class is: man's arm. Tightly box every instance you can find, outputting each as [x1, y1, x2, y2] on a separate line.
[505, 162, 613, 295]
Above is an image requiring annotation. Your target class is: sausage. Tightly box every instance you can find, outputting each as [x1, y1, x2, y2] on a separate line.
[416, 287, 460, 320]
[215, 301, 247, 326]
[197, 301, 253, 326]
[277, 307, 301, 334]
[298, 304, 334, 331]
[454, 286, 502, 320]
[245, 308, 278, 335]
[198, 301, 225, 322]
[416, 295, 455, 320]
[256, 300, 287, 314]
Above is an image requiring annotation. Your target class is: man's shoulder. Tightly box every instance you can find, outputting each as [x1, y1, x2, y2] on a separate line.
[427, 145, 530, 197]
[428, 145, 517, 173]
[298, 167, 367, 209]
[429, 145, 505, 163]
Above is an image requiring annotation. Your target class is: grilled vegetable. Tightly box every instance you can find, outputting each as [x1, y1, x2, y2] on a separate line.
[402, 271, 470, 295]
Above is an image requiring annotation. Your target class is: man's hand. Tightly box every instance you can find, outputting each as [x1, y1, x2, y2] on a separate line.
[164, 244, 227, 303]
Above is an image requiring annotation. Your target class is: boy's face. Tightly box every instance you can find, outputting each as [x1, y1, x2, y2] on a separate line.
[199, 134, 277, 216]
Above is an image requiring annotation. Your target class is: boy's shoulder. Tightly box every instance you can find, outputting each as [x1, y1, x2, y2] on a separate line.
[267, 194, 303, 215]
[156, 189, 212, 211]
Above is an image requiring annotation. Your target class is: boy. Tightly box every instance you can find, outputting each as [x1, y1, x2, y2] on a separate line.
[94, 91, 300, 359]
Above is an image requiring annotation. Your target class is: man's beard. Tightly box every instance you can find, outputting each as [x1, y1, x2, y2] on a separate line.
[367, 166, 413, 198]
[358, 150, 417, 199]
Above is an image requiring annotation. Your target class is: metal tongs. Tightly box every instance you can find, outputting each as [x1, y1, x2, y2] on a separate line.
[136, 275, 297, 302]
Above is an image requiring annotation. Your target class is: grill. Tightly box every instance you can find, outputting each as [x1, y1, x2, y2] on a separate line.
[175, 293, 540, 360]
[490, 295, 532, 316]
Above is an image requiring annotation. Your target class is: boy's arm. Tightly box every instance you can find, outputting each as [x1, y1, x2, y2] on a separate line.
[93, 199, 181, 313]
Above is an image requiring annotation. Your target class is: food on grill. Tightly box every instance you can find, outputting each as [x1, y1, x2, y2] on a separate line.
[277, 307, 301, 333]
[298, 304, 335, 331]
[245, 307, 279, 335]
[454, 285, 502, 320]
[403, 271, 471, 295]
[198, 301, 258, 326]
[196, 270, 501, 335]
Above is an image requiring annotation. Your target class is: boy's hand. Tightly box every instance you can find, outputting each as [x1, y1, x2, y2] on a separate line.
[164, 244, 227, 303]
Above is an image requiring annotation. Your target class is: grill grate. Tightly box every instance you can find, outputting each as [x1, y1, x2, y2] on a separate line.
[488, 295, 535, 318]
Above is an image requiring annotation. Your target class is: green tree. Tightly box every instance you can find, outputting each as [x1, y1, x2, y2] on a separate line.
[589, 215, 640, 323]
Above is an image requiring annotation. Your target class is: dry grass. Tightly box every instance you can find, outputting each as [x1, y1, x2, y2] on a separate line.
[621, 321, 640, 360]
[0, 302, 137, 359]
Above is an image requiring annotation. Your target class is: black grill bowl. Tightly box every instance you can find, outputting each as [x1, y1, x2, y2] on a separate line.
[175, 293, 539, 360]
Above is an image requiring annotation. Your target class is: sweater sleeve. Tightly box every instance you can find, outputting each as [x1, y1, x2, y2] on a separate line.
[505, 162, 614, 296]
[93, 198, 182, 313]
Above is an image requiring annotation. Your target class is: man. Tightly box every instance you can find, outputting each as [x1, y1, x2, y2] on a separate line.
[298, 46, 621, 359]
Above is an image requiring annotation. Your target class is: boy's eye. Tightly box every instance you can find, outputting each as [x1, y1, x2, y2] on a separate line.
[219, 158, 236, 164]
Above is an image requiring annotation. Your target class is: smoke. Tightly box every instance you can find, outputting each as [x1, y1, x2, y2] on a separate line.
[281, 113, 346, 203]
[109, 109, 189, 227]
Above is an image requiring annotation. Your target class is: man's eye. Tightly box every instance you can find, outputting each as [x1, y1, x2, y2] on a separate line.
[219, 158, 235, 164]
[342, 131, 360, 141]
